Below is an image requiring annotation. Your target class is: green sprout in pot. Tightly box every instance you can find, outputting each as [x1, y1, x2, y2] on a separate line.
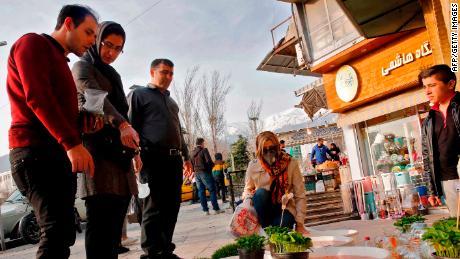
[211, 243, 239, 259]
[264, 226, 291, 237]
[422, 218, 460, 258]
[393, 214, 426, 233]
[268, 231, 312, 253]
[236, 234, 266, 251]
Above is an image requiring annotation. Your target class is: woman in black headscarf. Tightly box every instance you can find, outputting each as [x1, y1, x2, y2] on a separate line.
[72, 21, 141, 259]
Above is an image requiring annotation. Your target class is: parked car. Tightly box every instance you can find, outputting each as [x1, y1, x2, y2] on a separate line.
[0, 189, 85, 244]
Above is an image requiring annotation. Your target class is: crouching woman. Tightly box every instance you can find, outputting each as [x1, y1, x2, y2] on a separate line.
[242, 131, 308, 235]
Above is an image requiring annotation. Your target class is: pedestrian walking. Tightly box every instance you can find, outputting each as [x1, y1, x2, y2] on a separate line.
[191, 138, 224, 215]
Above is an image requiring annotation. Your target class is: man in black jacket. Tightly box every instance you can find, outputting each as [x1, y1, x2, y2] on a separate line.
[191, 138, 223, 215]
[420, 64, 460, 217]
[129, 59, 192, 259]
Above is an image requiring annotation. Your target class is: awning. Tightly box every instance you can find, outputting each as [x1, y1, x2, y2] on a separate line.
[257, 17, 320, 77]
[294, 78, 328, 118]
[337, 87, 427, 127]
[338, 0, 425, 38]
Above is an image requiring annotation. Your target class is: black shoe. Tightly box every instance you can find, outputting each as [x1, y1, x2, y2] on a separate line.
[165, 254, 184, 259]
[117, 245, 130, 254]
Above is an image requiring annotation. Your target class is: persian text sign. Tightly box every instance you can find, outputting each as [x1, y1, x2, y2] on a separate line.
[381, 41, 432, 76]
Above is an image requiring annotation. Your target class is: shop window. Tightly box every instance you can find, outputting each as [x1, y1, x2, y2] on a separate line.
[303, 0, 360, 61]
[357, 107, 425, 176]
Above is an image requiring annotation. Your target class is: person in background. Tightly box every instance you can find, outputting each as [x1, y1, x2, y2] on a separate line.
[191, 138, 223, 215]
[329, 143, 341, 163]
[242, 131, 308, 235]
[310, 138, 331, 165]
[7, 5, 97, 258]
[419, 64, 460, 216]
[212, 153, 227, 203]
[280, 139, 287, 152]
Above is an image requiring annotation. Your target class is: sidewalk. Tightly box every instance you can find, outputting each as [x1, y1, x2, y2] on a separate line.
[0, 202, 236, 259]
[0, 201, 448, 259]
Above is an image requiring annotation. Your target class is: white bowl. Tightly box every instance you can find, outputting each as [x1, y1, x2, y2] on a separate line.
[310, 246, 390, 259]
[310, 236, 353, 248]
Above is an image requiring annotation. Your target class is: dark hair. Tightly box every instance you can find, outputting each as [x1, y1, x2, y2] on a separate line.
[55, 5, 98, 30]
[317, 138, 324, 142]
[215, 153, 223, 160]
[418, 64, 456, 86]
[280, 140, 285, 144]
[101, 23, 126, 44]
[151, 59, 174, 69]
[330, 143, 337, 148]
[196, 137, 205, 146]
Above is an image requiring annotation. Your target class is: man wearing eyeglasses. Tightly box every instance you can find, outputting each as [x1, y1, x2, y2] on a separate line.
[128, 59, 192, 259]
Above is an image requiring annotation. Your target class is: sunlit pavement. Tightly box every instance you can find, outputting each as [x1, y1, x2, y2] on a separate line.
[0, 201, 448, 259]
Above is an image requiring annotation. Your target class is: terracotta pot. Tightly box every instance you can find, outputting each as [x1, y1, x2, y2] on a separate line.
[271, 251, 309, 259]
[237, 248, 265, 259]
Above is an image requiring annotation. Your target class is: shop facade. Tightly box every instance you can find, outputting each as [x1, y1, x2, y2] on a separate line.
[312, 28, 434, 183]
[277, 122, 343, 173]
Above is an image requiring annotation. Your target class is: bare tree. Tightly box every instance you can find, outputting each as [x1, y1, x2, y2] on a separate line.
[173, 66, 201, 152]
[201, 71, 232, 154]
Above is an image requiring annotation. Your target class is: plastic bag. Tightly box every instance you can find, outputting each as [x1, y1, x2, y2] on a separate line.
[229, 198, 260, 237]
[127, 195, 143, 224]
[82, 88, 108, 115]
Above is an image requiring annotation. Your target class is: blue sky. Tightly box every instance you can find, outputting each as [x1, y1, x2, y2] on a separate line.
[0, 0, 314, 155]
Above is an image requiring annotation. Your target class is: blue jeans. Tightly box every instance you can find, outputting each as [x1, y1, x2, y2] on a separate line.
[195, 172, 220, 211]
[252, 189, 295, 228]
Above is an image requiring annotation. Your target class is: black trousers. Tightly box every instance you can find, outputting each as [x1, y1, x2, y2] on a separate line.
[85, 194, 131, 259]
[213, 173, 227, 202]
[140, 154, 183, 257]
[10, 145, 77, 259]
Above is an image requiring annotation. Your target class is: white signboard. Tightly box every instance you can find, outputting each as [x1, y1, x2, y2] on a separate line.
[335, 65, 359, 103]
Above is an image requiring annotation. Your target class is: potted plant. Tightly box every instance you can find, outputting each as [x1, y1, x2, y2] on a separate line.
[422, 218, 459, 259]
[393, 214, 425, 233]
[211, 243, 239, 259]
[265, 226, 312, 259]
[236, 234, 266, 259]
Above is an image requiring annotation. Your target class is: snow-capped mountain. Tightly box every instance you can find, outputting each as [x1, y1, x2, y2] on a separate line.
[225, 107, 320, 144]
[262, 107, 309, 132]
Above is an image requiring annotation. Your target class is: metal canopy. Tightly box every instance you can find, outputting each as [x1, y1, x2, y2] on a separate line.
[294, 78, 328, 119]
[257, 18, 320, 77]
[338, 0, 425, 38]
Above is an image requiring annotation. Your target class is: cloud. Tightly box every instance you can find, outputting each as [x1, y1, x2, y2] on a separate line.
[0, 0, 315, 156]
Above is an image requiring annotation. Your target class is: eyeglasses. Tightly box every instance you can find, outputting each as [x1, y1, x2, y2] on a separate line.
[101, 41, 123, 53]
[263, 145, 278, 154]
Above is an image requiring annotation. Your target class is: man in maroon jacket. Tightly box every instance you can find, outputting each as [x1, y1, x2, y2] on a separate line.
[7, 5, 98, 258]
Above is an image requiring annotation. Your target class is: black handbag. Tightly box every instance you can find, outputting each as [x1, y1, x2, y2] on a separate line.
[83, 126, 136, 169]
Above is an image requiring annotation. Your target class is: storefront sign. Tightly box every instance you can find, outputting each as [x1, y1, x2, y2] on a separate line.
[381, 41, 432, 76]
[335, 65, 359, 102]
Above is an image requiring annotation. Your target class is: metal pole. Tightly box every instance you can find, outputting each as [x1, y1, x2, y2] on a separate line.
[0, 41, 7, 47]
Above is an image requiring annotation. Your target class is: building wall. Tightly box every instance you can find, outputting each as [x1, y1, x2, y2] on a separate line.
[320, 29, 434, 113]
[342, 125, 363, 180]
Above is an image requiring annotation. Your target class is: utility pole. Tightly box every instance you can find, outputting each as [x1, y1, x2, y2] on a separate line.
[247, 100, 262, 137]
